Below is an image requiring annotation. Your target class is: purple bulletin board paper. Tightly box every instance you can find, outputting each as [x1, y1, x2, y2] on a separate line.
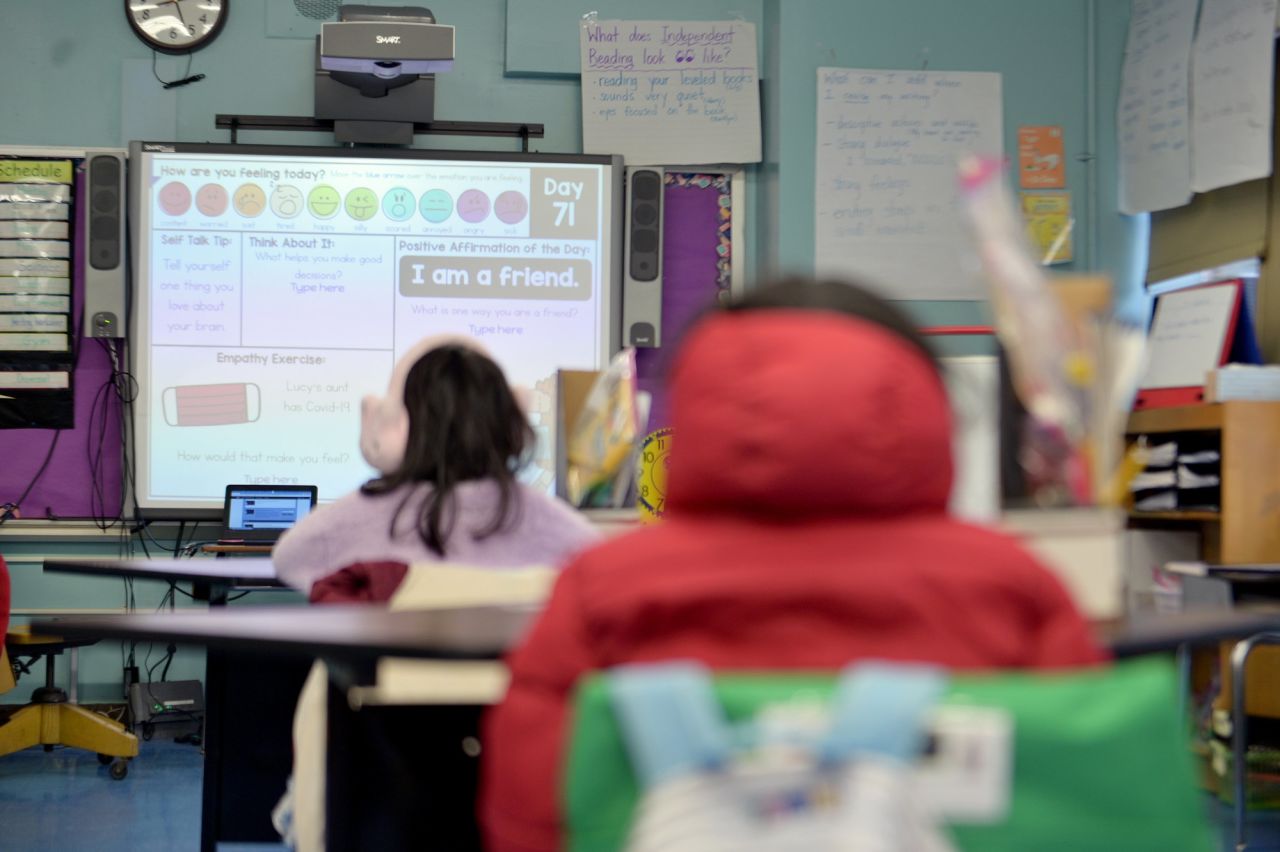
[635, 174, 732, 434]
[2, 168, 124, 521]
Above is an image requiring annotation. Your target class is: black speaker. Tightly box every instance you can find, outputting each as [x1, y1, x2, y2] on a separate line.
[628, 169, 662, 282]
[89, 156, 121, 270]
[83, 152, 127, 338]
[622, 167, 664, 347]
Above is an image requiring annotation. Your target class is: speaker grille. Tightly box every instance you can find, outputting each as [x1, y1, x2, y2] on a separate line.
[88, 156, 121, 271]
[632, 170, 661, 200]
[294, 0, 341, 20]
[632, 203, 658, 227]
[631, 229, 658, 253]
[628, 169, 662, 283]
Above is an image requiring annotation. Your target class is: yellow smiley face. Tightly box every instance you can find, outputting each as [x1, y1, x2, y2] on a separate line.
[308, 185, 341, 219]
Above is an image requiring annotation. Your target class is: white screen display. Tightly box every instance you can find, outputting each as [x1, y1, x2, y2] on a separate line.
[131, 144, 621, 511]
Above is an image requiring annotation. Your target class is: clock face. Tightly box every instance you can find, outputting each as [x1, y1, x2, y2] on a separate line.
[126, 0, 227, 54]
[637, 428, 672, 522]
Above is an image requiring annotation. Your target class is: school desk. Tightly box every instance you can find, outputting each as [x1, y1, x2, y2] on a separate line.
[32, 603, 534, 852]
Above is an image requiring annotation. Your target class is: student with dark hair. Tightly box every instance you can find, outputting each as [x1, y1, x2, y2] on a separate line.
[480, 277, 1104, 852]
[272, 340, 598, 592]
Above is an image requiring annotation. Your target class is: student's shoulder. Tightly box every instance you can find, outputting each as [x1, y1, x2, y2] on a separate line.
[557, 514, 684, 576]
[924, 516, 1076, 595]
[301, 484, 407, 529]
[925, 517, 1048, 566]
[515, 485, 598, 532]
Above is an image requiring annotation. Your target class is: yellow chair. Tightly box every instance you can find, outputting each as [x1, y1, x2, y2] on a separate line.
[0, 626, 138, 779]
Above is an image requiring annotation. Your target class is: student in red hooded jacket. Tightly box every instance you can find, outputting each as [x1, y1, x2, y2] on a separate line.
[480, 278, 1105, 851]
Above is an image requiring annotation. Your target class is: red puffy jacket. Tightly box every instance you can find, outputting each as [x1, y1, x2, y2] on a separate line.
[480, 311, 1104, 851]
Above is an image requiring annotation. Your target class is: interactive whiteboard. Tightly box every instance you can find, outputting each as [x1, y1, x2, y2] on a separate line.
[129, 142, 623, 513]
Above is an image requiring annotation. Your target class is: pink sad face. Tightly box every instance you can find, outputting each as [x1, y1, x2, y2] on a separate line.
[494, 190, 528, 225]
[195, 183, 228, 217]
[158, 181, 192, 216]
[457, 189, 490, 223]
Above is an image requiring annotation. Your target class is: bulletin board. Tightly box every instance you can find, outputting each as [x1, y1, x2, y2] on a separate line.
[0, 154, 125, 522]
[635, 170, 741, 434]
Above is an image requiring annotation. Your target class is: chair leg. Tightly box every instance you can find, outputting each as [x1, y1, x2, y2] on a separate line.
[55, 704, 139, 758]
[0, 704, 43, 757]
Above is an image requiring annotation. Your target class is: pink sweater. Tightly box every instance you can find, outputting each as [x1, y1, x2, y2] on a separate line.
[271, 480, 600, 592]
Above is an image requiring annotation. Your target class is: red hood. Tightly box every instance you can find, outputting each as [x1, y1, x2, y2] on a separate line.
[666, 310, 954, 517]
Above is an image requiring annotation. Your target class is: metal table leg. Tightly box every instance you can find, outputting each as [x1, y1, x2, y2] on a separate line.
[1231, 632, 1280, 851]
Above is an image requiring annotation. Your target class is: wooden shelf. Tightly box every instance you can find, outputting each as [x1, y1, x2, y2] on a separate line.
[1126, 404, 1224, 434]
[1129, 510, 1221, 522]
[1126, 401, 1280, 435]
[1123, 401, 1280, 564]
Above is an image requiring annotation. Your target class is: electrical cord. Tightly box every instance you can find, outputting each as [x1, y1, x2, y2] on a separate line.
[117, 358, 183, 555]
[0, 430, 62, 525]
[166, 583, 201, 600]
[179, 538, 218, 559]
[136, 583, 206, 730]
[89, 339, 135, 531]
[151, 50, 204, 89]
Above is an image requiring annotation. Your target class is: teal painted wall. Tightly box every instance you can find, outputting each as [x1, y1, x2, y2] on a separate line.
[0, 0, 1142, 699]
[762, 0, 1144, 351]
[0, 0, 588, 153]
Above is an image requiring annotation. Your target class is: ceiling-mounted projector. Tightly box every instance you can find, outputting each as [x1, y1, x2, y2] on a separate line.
[319, 4, 455, 79]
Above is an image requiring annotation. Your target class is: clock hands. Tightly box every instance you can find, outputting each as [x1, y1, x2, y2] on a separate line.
[158, 0, 189, 32]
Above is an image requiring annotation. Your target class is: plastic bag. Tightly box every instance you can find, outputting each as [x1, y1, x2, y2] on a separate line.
[566, 349, 639, 507]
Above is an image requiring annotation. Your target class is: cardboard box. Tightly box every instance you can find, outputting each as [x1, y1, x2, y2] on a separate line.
[1001, 508, 1200, 620]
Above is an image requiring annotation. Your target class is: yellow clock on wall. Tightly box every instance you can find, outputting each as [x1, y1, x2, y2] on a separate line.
[637, 428, 672, 522]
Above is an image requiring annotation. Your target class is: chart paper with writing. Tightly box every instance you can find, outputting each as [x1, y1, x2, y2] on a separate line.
[1118, 0, 1198, 214]
[1190, 0, 1278, 193]
[580, 20, 761, 165]
[814, 68, 1003, 300]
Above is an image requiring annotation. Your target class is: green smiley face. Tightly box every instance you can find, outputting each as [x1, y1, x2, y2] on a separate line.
[308, 185, 341, 219]
[344, 187, 378, 221]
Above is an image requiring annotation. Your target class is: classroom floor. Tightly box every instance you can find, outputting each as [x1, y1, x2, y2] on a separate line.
[0, 737, 1279, 852]
[0, 738, 283, 852]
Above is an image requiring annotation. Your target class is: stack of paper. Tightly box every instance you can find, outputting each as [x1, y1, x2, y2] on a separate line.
[1128, 440, 1222, 512]
[1205, 365, 1280, 402]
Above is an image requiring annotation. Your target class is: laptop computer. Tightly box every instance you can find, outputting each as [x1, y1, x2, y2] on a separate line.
[218, 484, 318, 544]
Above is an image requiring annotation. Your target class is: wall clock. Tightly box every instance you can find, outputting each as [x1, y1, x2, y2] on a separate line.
[637, 428, 672, 522]
[125, 0, 228, 54]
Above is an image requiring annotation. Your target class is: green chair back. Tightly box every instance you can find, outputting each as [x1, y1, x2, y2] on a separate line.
[564, 657, 1213, 852]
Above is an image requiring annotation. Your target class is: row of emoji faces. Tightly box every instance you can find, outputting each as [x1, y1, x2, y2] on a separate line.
[157, 181, 531, 224]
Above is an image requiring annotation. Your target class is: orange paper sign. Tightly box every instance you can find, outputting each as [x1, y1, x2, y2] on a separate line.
[1018, 126, 1065, 189]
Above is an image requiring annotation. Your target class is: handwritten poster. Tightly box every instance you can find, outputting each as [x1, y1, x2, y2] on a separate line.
[814, 68, 1003, 300]
[579, 20, 761, 165]
[1118, 0, 1198, 214]
[1017, 126, 1065, 189]
[1191, 0, 1278, 192]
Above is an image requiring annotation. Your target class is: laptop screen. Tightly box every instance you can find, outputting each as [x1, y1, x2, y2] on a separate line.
[222, 485, 318, 541]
